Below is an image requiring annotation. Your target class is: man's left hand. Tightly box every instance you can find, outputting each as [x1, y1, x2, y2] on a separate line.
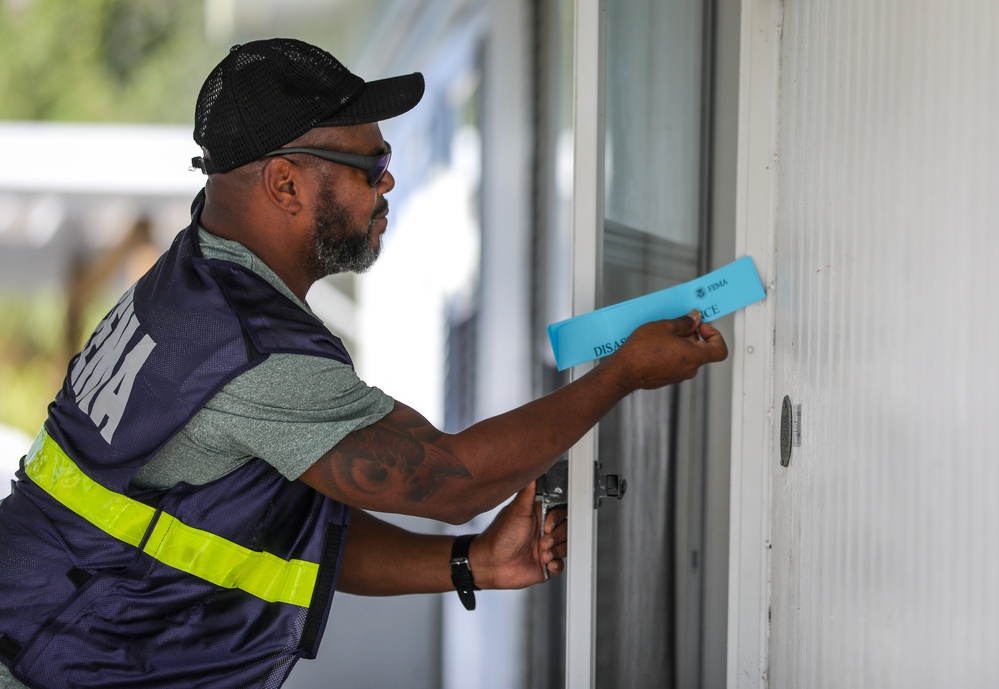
[470, 481, 568, 590]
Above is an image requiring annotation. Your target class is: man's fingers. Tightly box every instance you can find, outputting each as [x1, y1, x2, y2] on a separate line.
[513, 480, 537, 513]
[542, 539, 567, 576]
[542, 536, 568, 560]
[542, 511, 568, 551]
[543, 506, 567, 535]
[543, 522, 567, 547]
[540, 506, 568, 578]
[696, 322, 729, 362]
[671, 310, 702, 337]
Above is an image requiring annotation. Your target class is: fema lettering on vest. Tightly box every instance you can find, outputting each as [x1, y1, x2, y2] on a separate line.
[69, 285, 157, 443]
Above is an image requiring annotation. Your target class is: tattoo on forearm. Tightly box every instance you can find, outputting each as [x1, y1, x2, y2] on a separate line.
[326, 410, 471, 503]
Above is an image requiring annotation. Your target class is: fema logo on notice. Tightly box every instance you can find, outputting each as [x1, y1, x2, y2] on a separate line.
[695, 287, 707, 299]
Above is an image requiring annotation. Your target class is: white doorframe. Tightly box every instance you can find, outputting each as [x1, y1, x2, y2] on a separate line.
[565, 1, 784, 687]
[564, 0, 604, 687]
[726, 0, 781, 687]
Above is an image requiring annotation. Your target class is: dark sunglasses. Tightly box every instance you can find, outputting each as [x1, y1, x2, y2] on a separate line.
[263, 142, 392, 186]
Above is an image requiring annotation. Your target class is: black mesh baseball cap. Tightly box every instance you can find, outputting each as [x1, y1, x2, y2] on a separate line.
[192, 38, 424, 174]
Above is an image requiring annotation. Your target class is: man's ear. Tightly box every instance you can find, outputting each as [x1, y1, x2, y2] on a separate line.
[261, 157, 304, 215]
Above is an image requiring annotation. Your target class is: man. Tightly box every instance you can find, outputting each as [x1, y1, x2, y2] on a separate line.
[0, 39, 727, 688]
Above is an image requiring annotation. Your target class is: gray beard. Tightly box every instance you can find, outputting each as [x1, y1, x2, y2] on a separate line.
[311, 194, 381, 276]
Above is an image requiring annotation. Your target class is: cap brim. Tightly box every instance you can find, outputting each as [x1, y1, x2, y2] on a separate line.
[318, 72, 425, 127]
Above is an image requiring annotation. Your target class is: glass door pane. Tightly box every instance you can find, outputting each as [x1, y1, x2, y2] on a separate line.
[595, 1, 710, 688]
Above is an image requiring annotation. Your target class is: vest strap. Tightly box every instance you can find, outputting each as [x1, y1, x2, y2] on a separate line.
[25, 429, 320, 608]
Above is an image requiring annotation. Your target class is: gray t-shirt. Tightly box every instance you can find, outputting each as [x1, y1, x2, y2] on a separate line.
[1, 228, 393, 689]
[131, 227, 394, 489]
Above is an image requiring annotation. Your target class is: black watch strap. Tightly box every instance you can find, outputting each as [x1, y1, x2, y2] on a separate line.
[450, 534, 480, 611]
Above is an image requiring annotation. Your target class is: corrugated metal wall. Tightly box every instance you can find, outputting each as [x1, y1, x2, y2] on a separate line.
[768, 1, 999, 687]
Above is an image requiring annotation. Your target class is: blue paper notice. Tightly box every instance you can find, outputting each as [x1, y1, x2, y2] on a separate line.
[547, 256, 766, 371]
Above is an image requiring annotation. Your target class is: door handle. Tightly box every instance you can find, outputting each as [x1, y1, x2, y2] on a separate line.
[535, 460, 627, 579]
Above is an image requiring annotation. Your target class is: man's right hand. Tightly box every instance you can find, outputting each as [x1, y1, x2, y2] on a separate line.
[607, 310, 729, 391]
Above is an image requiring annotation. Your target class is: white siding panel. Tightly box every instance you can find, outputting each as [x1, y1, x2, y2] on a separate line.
[769, 1, 999, 688]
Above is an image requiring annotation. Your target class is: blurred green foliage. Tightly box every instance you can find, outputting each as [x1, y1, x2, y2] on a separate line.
[0, 292, 70, 435]
[0, 0, 217, 123]
[0, 292, 113, 434]
[0, 0, 217, 432]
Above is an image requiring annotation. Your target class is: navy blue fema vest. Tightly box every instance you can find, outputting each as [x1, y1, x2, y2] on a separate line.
[0, 193, 353, 689]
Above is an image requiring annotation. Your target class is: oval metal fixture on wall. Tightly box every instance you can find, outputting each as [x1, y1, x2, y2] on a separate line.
[780, 395, 793, 467]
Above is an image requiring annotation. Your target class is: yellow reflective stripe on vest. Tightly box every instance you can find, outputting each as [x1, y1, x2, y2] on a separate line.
[25, 429, 318, 608]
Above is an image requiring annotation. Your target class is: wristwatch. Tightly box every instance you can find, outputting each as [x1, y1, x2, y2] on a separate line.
[450, 534, 480, 611]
